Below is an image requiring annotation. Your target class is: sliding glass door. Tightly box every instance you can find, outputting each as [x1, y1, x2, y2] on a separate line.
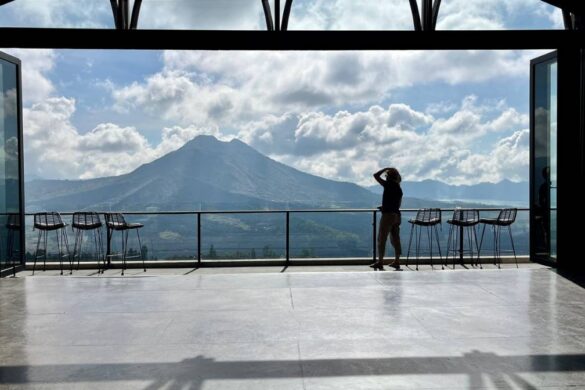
[0, 51, 24, 275]
[530, 51, 557, 263]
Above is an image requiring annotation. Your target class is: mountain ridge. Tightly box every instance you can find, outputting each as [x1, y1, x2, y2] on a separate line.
[26, 135, 380, 211]
[367, 178, 528, 205]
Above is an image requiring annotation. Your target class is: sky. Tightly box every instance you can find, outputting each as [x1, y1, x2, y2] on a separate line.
[0, 0, 563, 186]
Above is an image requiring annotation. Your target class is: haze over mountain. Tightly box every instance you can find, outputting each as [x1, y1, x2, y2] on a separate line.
[26, 135, 380, 211]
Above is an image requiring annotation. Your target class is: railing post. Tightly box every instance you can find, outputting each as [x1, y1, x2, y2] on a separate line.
[106, 225, 111, 265]
[285, 211, 290, 263]
[373, 210, 377, 262]
[197, 212, 201, 264]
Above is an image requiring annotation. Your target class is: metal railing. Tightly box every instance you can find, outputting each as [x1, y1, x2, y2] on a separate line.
[23, 207, 530, 264]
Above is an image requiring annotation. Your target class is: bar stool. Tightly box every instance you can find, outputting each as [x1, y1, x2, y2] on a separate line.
[104, 213, 145, 276]
[7, 213, 21, 277]
[478, 208, 518, 268]
[446, 209, 480, 268]
[32, 212, 71, 275]
[72, 212, 104, 273]
[405, 208, 442, 270]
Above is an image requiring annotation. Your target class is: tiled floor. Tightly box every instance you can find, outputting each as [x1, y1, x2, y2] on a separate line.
[1, 265, 584, 389]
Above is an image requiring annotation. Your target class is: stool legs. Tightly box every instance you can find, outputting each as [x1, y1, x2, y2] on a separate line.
[507, 225, 518, 268]
[32, 228, 70, 275]
[73, 227, 104, 274]
[478, 223, 516, 269]
[447, 225, 479, 269]
[405, 224, 415, 268]
[119, 228, 144, 276]
[433, 224, 443, 270]
[406, 224, 442, 271]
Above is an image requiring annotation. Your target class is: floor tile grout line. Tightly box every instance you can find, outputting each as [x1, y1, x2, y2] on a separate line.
[296, 341, 307, 390]
[407, 307, 441, 341]
[155, 316, 176, 346]
[289, 287, 295, 310]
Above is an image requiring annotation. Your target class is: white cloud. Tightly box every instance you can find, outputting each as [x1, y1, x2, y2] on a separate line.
[23, 92, 528, 186]
[113, 50, 538, 130]
[4, 49, 56, 103]
[23, 97, 223, 179]
[0, 0, 560, 31]
[241, 96, 529, 185]
[456, 129, 529, 183]
[0, 0, 111, 28]
[291, 0, 559, 30]
[138, 0, 262, 30]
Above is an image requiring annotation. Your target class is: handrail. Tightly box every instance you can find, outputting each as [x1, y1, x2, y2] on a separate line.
[21, 207, 532, 265]
[24, 207, 530, 216]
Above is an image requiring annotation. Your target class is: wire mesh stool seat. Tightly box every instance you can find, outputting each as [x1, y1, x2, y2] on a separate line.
[446, 209, 480, 269]
[104, 213, 145, 276]
[478, 208, 518, 269]
[32, 212, 71, 275]
[405, 208, 442, 270]
[72, 212, 104, 273]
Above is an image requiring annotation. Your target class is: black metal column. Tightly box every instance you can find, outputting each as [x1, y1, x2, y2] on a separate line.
[285, 211, 290, 262]
[197, 212, 201, 264]
[372, 211, 377, 262]
[557, 47, 585, 270]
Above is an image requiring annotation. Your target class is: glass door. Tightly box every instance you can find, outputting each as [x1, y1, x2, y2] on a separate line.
[0, 51, 24, 276]
[530, 52, 557, 263]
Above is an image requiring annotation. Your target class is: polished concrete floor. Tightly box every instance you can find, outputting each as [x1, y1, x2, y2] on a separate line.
[1, 266, 585, 389]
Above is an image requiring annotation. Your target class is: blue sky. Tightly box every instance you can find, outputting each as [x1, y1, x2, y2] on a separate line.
[0, 0, 562, 185]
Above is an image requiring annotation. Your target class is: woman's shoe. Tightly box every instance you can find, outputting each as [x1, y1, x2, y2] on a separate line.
[369, 262, 385, 271]
[389, 262, 401, 270]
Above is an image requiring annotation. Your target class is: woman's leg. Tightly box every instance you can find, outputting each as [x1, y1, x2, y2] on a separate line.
[377, 214, 391, 265]
[389, 213, 402, 263]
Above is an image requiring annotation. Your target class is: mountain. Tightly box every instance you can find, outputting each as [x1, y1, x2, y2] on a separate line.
[26, 135, 380, 211]
[367, 179, 528, 206]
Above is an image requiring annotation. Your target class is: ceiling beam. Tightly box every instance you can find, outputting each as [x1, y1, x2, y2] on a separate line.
[0, 29, 582, 50]
[541, 0, 585, 15]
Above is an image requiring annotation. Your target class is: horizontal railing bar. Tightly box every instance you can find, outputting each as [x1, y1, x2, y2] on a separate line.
[24, 207, 530, 216]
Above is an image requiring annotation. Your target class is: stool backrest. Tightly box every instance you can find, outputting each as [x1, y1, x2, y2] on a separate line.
[497, 208, 517, 224]
[415, 208, 441, 223]
[104, 213, 126, 227]
[72, 212, 101, 226]
[34, 212, 63, 228]
[452, 209, 479, 223]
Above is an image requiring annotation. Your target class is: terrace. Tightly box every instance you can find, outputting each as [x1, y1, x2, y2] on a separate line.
[1, 0, 585, 388]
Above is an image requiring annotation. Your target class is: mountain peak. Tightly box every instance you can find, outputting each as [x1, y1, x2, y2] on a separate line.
[188, 134, 221, 145]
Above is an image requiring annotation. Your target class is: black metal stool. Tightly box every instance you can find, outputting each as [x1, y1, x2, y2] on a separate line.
[72, 212, 104, 273]
[406, 208, 442, 270]
[446, 209, 480, 268]
[32, 212, 71, 275]
[478, 208, 518, 268]
[104, 213, 145, 276]
[6, 213, 21, 277]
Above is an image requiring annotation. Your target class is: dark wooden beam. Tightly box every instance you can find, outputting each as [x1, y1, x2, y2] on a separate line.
[119, 0, 128, 30]
[275, 0, 280, 32]
[0, 29, 583, 50]
[423, 0, 432, 30]
[541, 0, 585, 15]
[261, 0, 274, 31]
[281, 0, 294, 31]
[110, 0, 120, 29]
[408, 0, 422, 31]
[432, 0, 442, 30]
[130, 0, 142, 29]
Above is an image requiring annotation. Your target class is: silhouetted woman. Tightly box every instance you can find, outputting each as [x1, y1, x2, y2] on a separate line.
[371, 167, 403, 270]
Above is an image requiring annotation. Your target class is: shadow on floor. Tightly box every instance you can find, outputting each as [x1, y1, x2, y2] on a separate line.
[1, 351, 584, 389]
